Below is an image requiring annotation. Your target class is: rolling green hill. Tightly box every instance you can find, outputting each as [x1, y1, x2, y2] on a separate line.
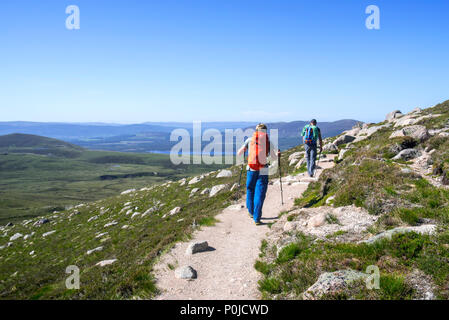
[0, 134, 224, 225]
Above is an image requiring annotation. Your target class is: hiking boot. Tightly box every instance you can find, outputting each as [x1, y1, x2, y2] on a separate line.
[255, 221, 262, 226]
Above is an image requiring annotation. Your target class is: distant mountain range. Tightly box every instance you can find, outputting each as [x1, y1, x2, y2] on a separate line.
[0, 119, 361, 152]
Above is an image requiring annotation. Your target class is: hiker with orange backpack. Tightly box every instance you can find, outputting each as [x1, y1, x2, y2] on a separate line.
[301, 119, 323, 177]
[237, 123, 280, 225]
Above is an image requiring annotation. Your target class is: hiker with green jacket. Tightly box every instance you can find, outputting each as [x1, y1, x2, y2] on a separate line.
[301, 119, 323, 177]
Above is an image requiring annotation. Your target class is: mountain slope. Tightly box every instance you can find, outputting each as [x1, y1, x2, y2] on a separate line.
[0, 134, 225, 225]
[0, 133, 84, 158]
[256, 100, 449, 300]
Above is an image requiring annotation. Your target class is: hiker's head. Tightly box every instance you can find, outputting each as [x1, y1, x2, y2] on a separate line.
[310, 119, 317, 126]
[255, 123, 267, 132]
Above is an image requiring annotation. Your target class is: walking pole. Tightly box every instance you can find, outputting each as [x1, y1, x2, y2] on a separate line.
[238, 150, 246, 187]
[313, 149, 322, 177]
[278, 149, 284, 206]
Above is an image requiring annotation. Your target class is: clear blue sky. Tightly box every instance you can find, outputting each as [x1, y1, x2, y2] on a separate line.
[1, 0, 448, 123]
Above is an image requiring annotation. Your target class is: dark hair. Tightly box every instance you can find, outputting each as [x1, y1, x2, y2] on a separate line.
[311, 119, 317, 125]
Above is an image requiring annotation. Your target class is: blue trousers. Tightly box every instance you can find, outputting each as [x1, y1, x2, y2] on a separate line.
[246, 170, 268, 222]
[305, 143, 317, 177]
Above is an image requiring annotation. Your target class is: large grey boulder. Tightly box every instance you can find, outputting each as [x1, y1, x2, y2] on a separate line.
[361, 224, 436, 244]
[185, 241, 209, 255]
[209, 184, 227, 197]
[216, 169, 233, 178]
[386, 110, 403, 121]
[303, 269, 368, 300]
[189, 176, 203, 185]
[390, 125, 430, 142]
[392, 148, 421, 161]
[334, 135, 356, 146]
[175, 266, 197, 279]
[288, 152, 304, 162]
[323, 143, 338, 154]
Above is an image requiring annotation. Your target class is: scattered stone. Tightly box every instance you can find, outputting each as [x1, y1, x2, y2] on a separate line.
[217, 169, 233, 178]
[6, 222, 14, 227]
[33, 218, 50, 226]
[361, 224, 437, 244]
[131, 212, 141, 218]
[95, 259, 117, 267]
[334, 135, 356, 146]
[87, 246, 104, 255]
[210, 184, 227, 197]
[386, 110, 403, 121]
[186, 241, 209, 255]
[303, 269, 368, 300]
[175, 266, 197, 279]
[323, 143, 338, 154]
[104, 221, 118, 228]
[170, 207, 181, 216]
[9, 233, 23, 241]
[121, 225, 129, 229]
[189, 176, 202, 185]
[288, 152, 304, 162]
[121, 189, 136, 195]
[42, 230, 56, 237]
[87, 215, 98, 222]
[23, 232, 35, 240]
[393, 148, 421, 161]
[29, 250, 35, 256]
[95, 232, 108, 239]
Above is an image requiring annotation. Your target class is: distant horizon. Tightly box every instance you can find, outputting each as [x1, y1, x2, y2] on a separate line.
[2, 1, 448, 125]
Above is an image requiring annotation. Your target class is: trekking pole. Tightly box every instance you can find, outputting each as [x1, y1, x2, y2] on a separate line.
[278, 149, 284, 206]
[238, 150, 246, 187]
[313, 149, 322, 177]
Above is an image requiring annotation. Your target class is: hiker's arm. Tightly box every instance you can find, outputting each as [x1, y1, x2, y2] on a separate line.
[269, 141, 280, 159]
[237, 146, 246, 156]
[237, 138, 250, 156]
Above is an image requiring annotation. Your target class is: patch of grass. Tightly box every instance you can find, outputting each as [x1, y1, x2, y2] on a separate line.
[276, 243, 302, 263]
[198, 217, 219, 226]
[379, 274, 414, 300]
[258, 277, 282, 294]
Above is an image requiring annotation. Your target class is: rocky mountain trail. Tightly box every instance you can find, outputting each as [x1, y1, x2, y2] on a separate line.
[153, 155, 337, 300]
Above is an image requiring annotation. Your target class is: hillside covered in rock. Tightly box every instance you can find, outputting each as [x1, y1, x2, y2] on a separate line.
[256, 100, 449, 300]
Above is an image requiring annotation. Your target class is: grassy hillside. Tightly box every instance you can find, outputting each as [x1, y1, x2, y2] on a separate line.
[0, 134, 224, 225]
[256, 100, 449, 300]
[0, 166, 246, 299]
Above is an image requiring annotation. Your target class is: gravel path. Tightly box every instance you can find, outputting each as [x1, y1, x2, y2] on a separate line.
[153, 156, 335, 300]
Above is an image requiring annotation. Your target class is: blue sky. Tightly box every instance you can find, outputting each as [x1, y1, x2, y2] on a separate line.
[0, 0, 448, 123]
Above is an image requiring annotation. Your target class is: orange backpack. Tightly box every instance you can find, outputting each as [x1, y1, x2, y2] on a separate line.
[248, 131, 270, 171]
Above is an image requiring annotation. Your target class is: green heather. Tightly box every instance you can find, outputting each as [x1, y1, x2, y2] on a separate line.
[256, 100, 449, 300]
